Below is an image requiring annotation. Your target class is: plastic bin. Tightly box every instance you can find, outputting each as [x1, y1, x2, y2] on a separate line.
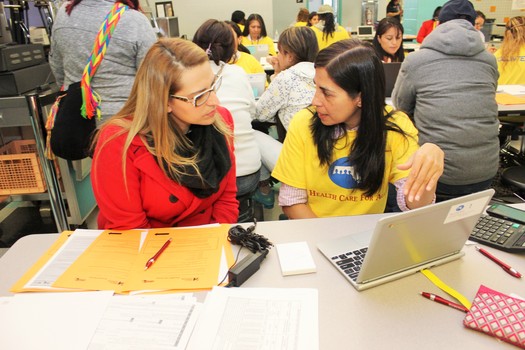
[0, 140, 46, 195]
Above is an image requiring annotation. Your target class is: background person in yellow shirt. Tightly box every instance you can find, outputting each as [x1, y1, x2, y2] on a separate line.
[310, 5, 350, 51]
[272, 40, 444, 219]
[293, 8, 309, 27]
[494, 16, 525, 85]
[231, 10, 245, 32]
[226, 21, 266, 76]
[241, 13, 277, 56]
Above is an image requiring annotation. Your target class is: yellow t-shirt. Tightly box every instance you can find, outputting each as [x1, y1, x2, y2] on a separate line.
[272, 107, 419, 217]
[237, 23, 244, 33]
[233, 51, 265, 75]
[241, 35, 277, 56]
[495, 46, 525, 85]
[311, 25, 350, 51]
[294, 21, 308, 27]
[231, 51, 268, 88]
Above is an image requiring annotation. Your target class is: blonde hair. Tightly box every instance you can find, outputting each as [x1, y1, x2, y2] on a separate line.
[94, 38, 230, 188]
[500, 16, 525, 69]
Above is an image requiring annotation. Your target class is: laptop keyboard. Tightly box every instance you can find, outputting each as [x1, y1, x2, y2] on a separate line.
[331, 248, 368, 282]
[470, 215, 525, 252]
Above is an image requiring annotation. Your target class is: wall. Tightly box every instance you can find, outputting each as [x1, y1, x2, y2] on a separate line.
[152, 0, 523, 40]
[273, 0, 305, 35]
[152, 0, 273, 40]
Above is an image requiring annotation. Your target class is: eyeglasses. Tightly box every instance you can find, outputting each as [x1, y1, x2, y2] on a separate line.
[170, 66, 224, 107]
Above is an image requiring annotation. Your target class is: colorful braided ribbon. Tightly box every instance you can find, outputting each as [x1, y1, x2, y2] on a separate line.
[80, 3, 128, 120]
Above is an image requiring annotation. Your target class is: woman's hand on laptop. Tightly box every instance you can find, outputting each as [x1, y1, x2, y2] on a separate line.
[398, 143, 444, 205]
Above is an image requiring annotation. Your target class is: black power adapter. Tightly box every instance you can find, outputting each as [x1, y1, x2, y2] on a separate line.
[227, 249, 269, 287]
[226, 221, 272, 287]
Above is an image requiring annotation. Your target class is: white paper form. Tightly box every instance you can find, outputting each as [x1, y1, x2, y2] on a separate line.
[0, 291, 114, 350]
[88, 294, 201, 350]
[24, 229, 103, 290]
[498, 85, 525, 95]
[187, 287, 319, 350]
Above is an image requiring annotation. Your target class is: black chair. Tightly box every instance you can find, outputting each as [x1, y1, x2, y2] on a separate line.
[501, 166, 525, 193]
[237, 190, 264, 223]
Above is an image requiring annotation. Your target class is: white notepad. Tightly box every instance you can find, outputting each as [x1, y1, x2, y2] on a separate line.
[276, 241, 317, 276]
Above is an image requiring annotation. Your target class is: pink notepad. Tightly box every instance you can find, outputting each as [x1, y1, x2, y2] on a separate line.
[464, 285, 525, 349]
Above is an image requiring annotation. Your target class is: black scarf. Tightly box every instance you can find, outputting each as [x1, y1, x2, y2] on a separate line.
[148, 124, 231, 198]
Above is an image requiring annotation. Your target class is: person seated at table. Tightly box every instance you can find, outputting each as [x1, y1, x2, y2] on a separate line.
[293, 8, 309, 27]
[231, 10, 246, 32]
[307, 11, 319, 27]
[417, 6, 441, 43]
[193, 19, 262, 213]
[310, 5, 350, 51]
[91, 38, 238, 229]
[272, 39, 444, 219]
[373, 17, 405, 63]
[241, 14, 277, 56]
[475, 10, 487, 42]
[494, 16, 525, 85]
[226, 20, 266, 76]
[252, 26, 319, 209]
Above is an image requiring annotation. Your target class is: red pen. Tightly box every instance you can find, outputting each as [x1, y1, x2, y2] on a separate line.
[420, 292, 469, 313]
[144, 238, 172, 270]
[475, 246, 522, 278]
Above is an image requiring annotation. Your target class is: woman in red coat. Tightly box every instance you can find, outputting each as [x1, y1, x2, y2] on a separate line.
[91, 38, 239, 229]
[416, 6, 441, 43]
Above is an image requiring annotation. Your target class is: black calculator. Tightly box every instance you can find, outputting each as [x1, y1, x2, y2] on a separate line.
[470, 214, 525, 252]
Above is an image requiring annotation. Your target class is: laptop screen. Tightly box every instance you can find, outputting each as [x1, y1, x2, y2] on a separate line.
[245, 44, 269, 61]
[247, 73, 266, 99]
[358, 26, 373, 36]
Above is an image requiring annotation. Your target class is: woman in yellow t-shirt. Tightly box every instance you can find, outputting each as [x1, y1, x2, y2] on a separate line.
[310, 5, 349, 51]
[272, 40, 444, 219]
[494, 16, 525, 85]
[241, 13, 277, 56]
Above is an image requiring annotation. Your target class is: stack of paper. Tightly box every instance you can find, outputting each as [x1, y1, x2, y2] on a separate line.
[187, 287, 319, 350]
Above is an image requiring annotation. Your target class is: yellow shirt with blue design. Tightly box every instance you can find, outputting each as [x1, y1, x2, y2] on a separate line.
[272, 106, 419, 217]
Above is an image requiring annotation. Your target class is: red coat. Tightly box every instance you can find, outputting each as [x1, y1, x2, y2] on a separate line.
[92, 106, 239, 229]
[417, 19, 438, 43]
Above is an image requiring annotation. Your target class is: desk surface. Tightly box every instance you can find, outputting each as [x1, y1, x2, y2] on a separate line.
[1, 214, 523, 349]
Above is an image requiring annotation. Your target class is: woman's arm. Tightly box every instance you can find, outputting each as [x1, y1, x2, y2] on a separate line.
[255, 73, 288, 122]
[283, 204, 318, 219]
[91, 130, 151, 229]
[397, 143, 444, 208]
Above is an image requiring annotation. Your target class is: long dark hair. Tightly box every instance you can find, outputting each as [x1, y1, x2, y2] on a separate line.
[66, 0, 140, 14]
[225, 20, 250, 54]
[372, 17, 405, 63]
[193, 19, 235, 66]
[311, 39, 408, 196]
[307, 11, 317, 26]
[242, 14, 268, 38]
[318, 12, 336, 40]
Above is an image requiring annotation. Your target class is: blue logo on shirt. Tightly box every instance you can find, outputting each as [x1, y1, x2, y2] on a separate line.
[328, 157, 359, 189]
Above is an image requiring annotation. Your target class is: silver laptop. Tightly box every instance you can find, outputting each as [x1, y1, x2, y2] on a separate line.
[357, 25, 375, 40]
[245, 44, 269, 61]
[247, 73, 266, 99]
[318, 189, 494, 291]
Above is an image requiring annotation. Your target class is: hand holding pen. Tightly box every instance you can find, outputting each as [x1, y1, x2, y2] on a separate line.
[144, 238, 172, 270]
[475, 246, 522, 278]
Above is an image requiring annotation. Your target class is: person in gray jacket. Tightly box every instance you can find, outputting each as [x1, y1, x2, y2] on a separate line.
[49, 0, 157, 124]
[392, 0, 499, 202]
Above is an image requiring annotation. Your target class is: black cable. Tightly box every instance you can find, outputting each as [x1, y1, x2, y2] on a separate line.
[227, 219, 273, 253]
